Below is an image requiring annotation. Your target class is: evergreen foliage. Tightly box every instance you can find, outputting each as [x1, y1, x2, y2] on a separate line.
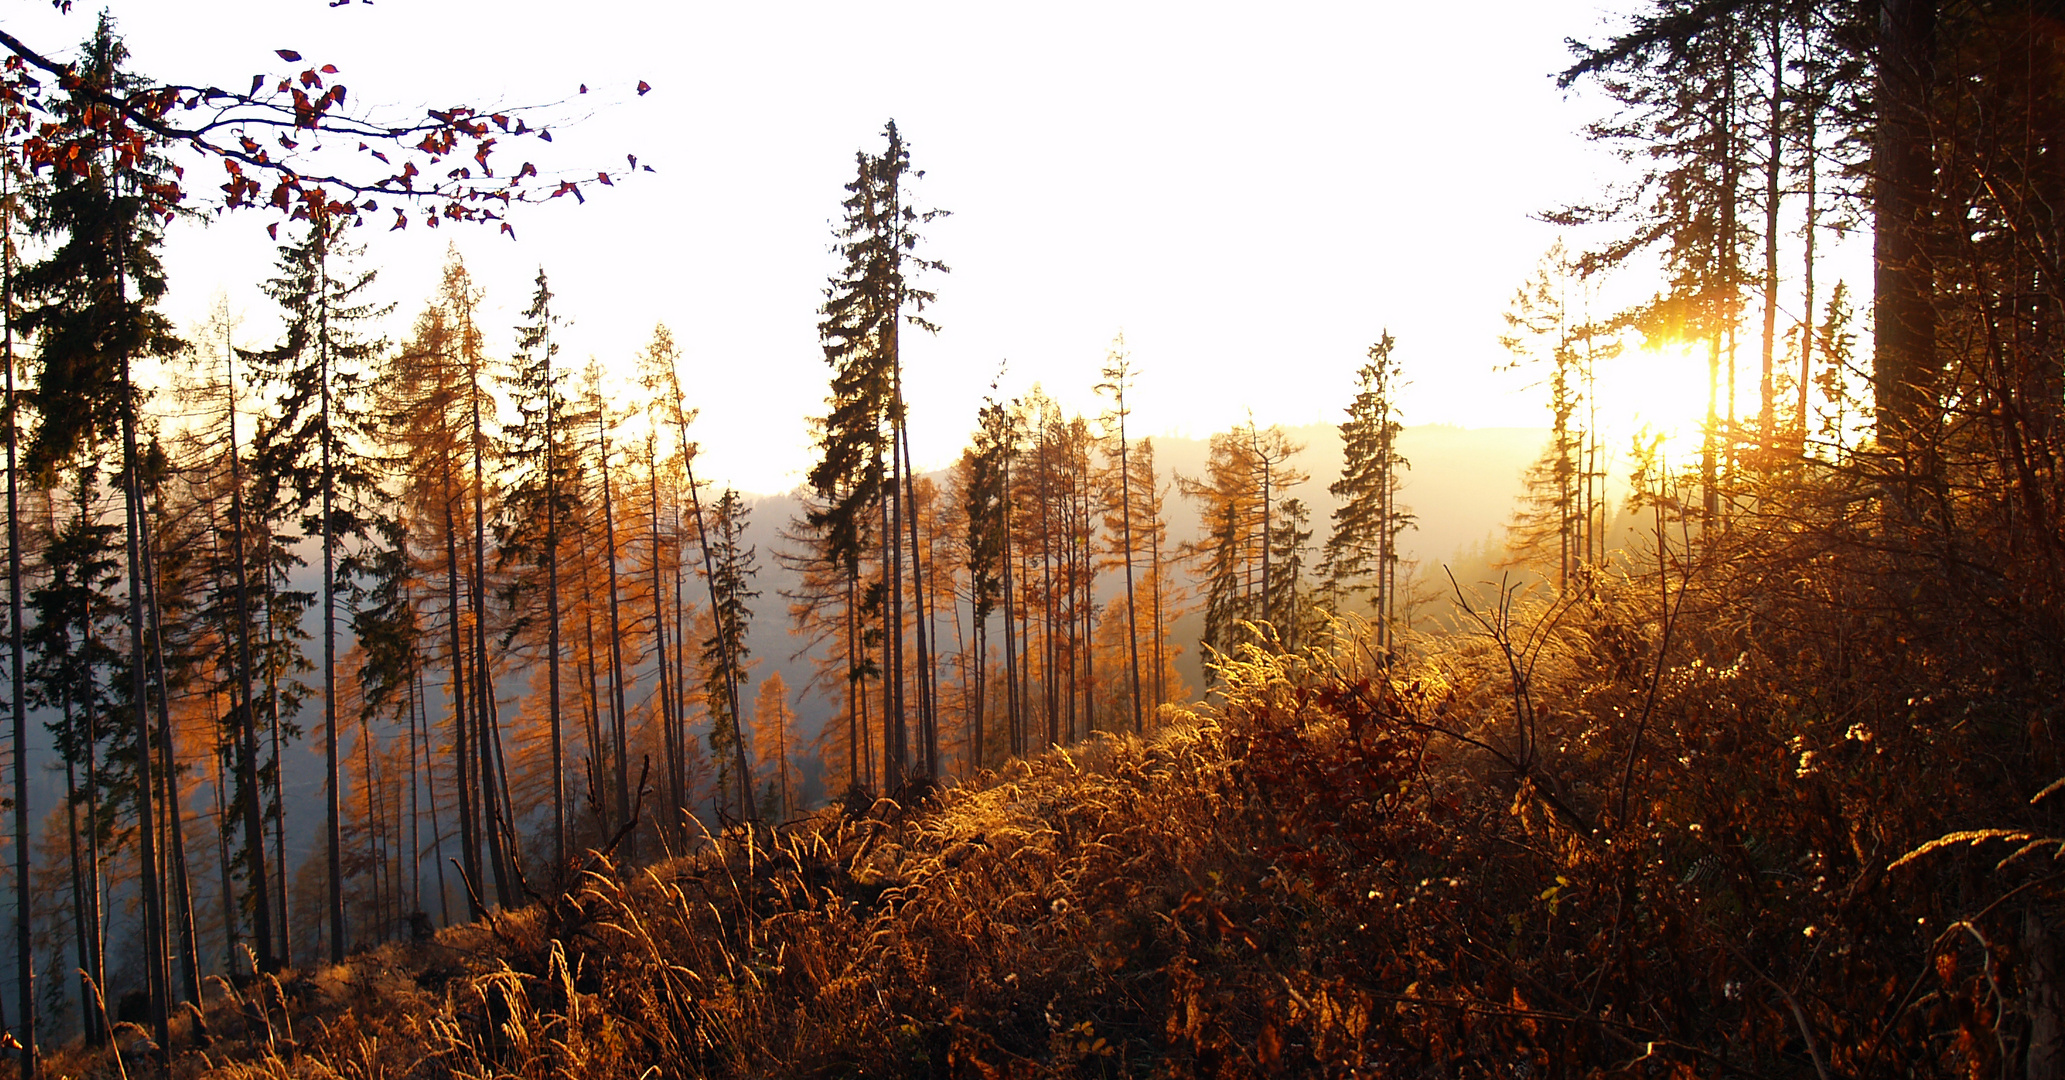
[1324, 331, 1413, 651]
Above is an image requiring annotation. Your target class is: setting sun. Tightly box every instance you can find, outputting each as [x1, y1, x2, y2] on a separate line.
[1592, 338, 1713, 475]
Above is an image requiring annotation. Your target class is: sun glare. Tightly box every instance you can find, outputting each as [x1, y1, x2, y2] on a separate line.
[1592, 340, 1712, 476]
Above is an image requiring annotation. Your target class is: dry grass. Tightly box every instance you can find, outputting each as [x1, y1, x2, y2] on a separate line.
[43, 572, 2060, 1079]
[112, 701, 1360, 1080]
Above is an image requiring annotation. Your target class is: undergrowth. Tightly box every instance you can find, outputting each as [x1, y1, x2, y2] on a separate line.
[53, 509, 2065, 1078]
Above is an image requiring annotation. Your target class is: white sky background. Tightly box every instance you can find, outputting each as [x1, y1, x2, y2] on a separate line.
[5, 1, 1665, 494]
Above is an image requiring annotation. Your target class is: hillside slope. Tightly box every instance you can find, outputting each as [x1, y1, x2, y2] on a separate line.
[118, 531, 2054, 1079]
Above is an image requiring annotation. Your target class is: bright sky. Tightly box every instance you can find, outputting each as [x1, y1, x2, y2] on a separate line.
[6, 1, 1655, 494]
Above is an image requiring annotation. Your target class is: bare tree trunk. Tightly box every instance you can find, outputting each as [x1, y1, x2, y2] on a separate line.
[1000, 434, 1019, 759]
[442, 470, 479, 918]
[2027, 905, 2064, 1080]
[898, 419, 936, 777]
[845, 558, 865, 791]
[1799, 79, 1818, 447]
[466, 332, 512, 909]
[406, 659, 422, 917]
[1116, 411, 1142, 735]
[577, 541, 606, 831]
[221, 317, 274, 971]
[1759, 6, 1784, 458]
[646, 449, 680, 837]
[121, 367, 171, 1062]
[2, 148, 32, 1075]
[1038, 418, 1058, 748]
[208, 690, 240, 969]
[416, 666, 450, 927]
[544, 399, 565, 872]
[141, 490, 201, 1000]
[264, 586, 291, 967]
[599, 423, 635, 858]
[316, 241, 350, 963]
[881, 442, 903, 789]
[1873, 0, 1938, 476]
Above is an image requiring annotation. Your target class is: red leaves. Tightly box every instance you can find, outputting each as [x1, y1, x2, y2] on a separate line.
[267, 222, 279, 240]
[0, 32, 624, 237]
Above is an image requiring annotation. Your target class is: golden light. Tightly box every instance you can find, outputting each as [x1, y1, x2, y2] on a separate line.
[1592, 338, 1712, 473]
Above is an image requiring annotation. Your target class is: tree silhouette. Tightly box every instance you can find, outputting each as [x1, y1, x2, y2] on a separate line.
[248, 210, 389, 962]
[13, 16, 184, 1054]
[1325, 332, 1413, 653]
[814, 120, 947, 788]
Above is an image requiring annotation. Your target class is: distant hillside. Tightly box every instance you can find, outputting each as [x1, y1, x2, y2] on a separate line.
[213, 423, 1549, 875]
[734, 423, 1547, 803]
[1142, 422, 1546, 568]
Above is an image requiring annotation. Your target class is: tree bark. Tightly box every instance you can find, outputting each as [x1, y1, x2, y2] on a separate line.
[1873, 0, 1938, 472]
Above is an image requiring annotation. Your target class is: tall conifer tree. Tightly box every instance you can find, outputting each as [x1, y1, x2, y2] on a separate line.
[16, 15, 184, 1051]
[249, 209, 389, 963]
[814, 120, 946, 788]
[497, 269, 574, 869]
[1326, 332, 1414, 653]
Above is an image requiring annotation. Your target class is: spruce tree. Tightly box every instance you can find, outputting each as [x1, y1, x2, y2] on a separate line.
[496, 269, 575, 869]
[960, 397, 1009, 767]
[15, 15, 184, 1052]
[25, 463, 121, 1045]
[248, 209, 390, 963]
[1326, 332, 1414, 654]
[814, 120, 947, 788]
[701, 489, 759, 815]
[0, 77, 31, 1072]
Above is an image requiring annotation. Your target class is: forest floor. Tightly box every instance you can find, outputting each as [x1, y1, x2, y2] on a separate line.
[46, 574, 2059, 1079]
[80, 699, 1383, 1080]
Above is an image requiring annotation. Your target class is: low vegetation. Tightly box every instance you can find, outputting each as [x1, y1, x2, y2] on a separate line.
[72, 474, 2057, 1079]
